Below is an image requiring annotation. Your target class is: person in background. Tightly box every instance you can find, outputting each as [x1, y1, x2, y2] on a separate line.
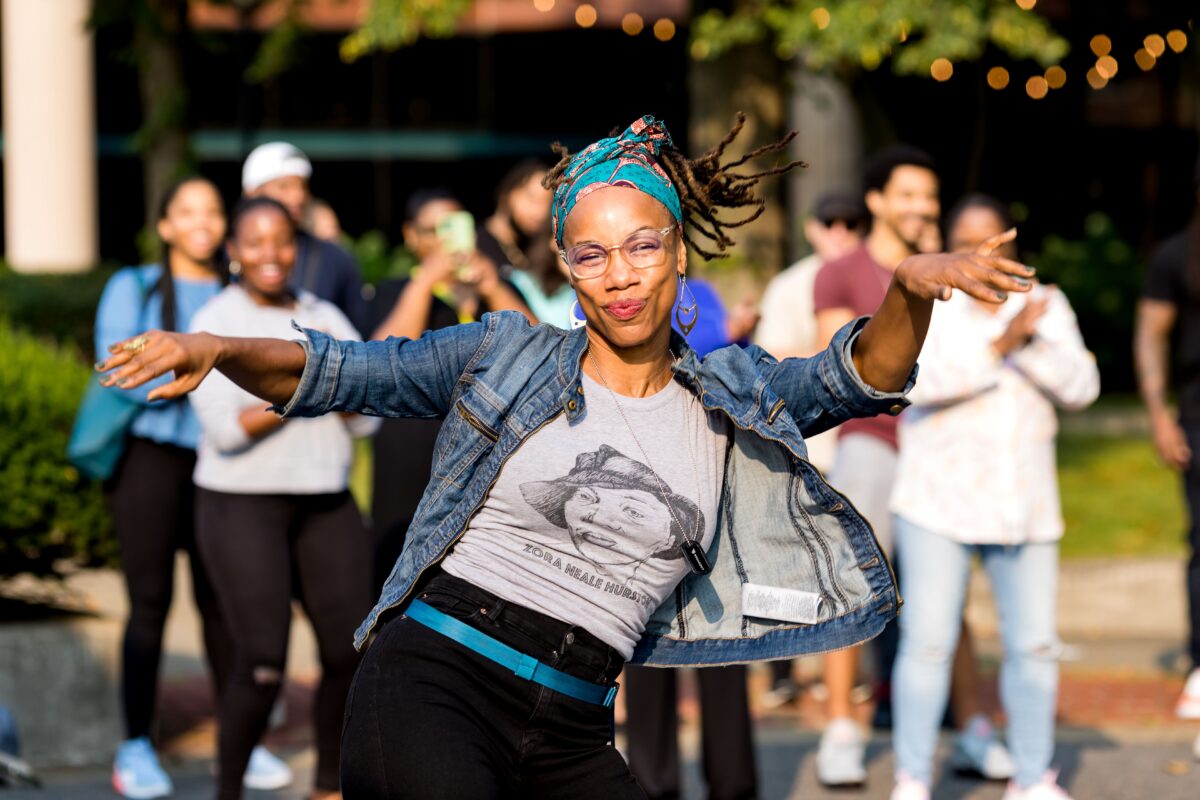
[622, 279, 758, 800]
[890, 195, 1099, 800]
[242, 142, 368, 334]
[1135, 159, 1200, 723]
[306, 197, 342, 242]
[756, 190, 867, 708]
[189, 197, 378, 800]
[98, 177, 291, 799]
[367, 189, 535, 591]
[478, 160, 576, 328]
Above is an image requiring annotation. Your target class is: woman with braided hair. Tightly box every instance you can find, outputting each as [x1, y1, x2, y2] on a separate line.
[97, 114, 1035, 799]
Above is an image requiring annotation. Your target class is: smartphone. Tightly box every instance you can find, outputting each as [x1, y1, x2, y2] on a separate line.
[436, 211, 476, 255]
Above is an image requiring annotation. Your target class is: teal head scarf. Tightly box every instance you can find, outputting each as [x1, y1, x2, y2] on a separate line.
[551, 115, 683, 247]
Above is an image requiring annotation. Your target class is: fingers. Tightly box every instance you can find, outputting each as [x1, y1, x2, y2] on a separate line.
[987, 256, 1036, 278]
[147, 374, 197, 403]
[975, 228, 1017, 257]
[954, 275, 1008, 305]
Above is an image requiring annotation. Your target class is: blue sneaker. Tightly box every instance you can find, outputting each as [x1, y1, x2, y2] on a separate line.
[243, 746, 293, 791]
[112, 737, 172, 799]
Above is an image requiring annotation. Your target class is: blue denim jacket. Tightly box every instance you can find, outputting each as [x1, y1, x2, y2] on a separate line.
[282, 311, 914, 666]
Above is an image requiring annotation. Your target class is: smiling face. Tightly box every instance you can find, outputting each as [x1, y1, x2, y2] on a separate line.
[949, 206, 1018, 259]
[563, 485, 675, 565]
[563, 186, 684, 354]
[157, 180, 226, 265]
[228, 204, 297, 302]
[867, 165, 940, 253]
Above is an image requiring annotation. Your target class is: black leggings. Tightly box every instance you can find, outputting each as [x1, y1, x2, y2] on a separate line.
[341, 571, 642, 799]
[196, 489, 373, 799]
[109, 437, 232, 741]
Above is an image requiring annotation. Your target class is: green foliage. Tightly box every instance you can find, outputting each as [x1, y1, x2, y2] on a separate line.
[1027, 213, 1140, 392]
[349, 230, 418, 286]
[0, 321, 115, 578]
[339, 0, 475, 61]
[1058, 430, 1184, 559]
[0, 265, 114, 356]
[692, 0, 1069, 74]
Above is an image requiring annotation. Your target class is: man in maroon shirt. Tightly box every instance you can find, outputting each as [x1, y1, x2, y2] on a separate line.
[810, 146, 940, 787]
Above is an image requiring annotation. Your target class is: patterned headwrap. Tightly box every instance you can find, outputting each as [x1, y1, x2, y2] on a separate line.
[551, 115, 683, 247]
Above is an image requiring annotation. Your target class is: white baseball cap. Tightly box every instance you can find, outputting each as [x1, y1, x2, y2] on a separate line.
[241, 142, 313, 192]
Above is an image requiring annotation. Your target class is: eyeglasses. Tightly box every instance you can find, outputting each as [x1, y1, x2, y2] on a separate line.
[560, 226, 677, 280]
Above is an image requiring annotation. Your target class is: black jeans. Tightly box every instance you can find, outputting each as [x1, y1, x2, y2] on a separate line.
[624, 665, 758, 800]
[109, 437, 232, 740]
[340, 571, 644, 799]
[196, 489, 373, 799]
[1185, 426, 1200, 668]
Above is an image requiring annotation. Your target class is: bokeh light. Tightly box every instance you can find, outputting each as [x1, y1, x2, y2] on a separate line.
[1086, 67, 1108, 90]
[987, 67, 1010, 90]
[621, 12, 643, 36]
[1015, 0, 1036, 9]
[1144, 34, 1166, 57]
[532, 0, 554, 11]
[811, 7, 831, 30]
[653, 18, 675, 42]
[1096, 55, 1118, 79]
[930, 58, 953, 82]
[1090, 35, 1112, 57]
[1167, 30, 1188, 53]
[1025, 76, 1049, 100]
[574, 3, 597, 28]
[1134, 48, 1156, 71]
[1045, 66, 1066, 89]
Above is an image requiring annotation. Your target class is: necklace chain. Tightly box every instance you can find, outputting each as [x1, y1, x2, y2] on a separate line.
[585, 351, 702, 548]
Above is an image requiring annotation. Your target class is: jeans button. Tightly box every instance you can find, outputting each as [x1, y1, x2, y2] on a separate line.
[565, 632, 576, 645]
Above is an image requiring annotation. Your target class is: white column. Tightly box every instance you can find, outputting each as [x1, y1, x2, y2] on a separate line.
[2, 0, 97, 273]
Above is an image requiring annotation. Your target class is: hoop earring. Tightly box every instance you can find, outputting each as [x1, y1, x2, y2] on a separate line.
[228, 260, 242, 276]
[570, 300, 587, 330]
[675, 275, 698, 336]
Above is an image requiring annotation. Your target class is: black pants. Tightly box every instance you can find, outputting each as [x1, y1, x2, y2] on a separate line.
[341, 571, 643, 799]
[1185, 427, 1200, 667]
[624, 665, 758, 800]
[109, 437, 232, 741]
[196, 489, 372, 799]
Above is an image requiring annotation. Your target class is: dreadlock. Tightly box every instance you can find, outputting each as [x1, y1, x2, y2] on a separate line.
[544, 112, 806, 260]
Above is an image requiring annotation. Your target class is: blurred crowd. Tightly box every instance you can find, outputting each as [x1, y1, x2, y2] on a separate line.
[77, 134, 1199, 800]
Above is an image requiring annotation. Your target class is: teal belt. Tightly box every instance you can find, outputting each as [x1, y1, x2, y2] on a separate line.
[406, 599, 619, 708]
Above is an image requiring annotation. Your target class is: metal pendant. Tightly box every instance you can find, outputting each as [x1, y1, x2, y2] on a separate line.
[679, 540, 711, 575]
[675, 276, 699, 336]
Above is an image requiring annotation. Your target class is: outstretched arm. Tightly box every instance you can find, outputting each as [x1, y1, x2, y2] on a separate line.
[97, 332, 306, 405]
[853, 229, 1035, 391]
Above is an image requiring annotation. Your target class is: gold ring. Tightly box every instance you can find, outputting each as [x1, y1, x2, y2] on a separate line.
[122, 336, 150, 354]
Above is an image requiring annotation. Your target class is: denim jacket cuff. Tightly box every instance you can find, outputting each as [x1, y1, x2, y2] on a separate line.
[823, 316, 917, 417]
[270, 323, 334, 417]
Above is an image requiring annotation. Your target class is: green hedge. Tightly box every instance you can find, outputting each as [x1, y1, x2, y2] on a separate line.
[0, 264, 114, 355]
[0, 320, 115, 577]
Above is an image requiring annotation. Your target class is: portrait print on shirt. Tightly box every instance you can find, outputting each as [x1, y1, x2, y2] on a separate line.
[520, 445, 701, 588]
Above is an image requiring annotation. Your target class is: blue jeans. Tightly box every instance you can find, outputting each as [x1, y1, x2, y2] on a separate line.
[892, 516, 1060, 788]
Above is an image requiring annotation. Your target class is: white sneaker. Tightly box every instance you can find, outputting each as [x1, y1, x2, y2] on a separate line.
[889, 773, 930, 800]
[1002, 770, 1072, 800]
[112, 737, 172, 800]
[816, 717, 866, 787]
[950, 715, 1016, 780]
[243, 746, 293, 791]
[1175, 667, 1200, 719]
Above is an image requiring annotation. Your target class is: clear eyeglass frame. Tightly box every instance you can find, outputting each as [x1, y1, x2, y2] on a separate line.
[560, 225, 677, 280]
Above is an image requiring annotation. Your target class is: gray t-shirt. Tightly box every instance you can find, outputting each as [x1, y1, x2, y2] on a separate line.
[441, 372, 730, 658]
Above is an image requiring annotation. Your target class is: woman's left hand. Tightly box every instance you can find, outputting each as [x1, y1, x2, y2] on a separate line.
[895, 229, 1034, 304]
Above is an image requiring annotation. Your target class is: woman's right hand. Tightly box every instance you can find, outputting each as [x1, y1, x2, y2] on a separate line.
[97, 330, 222, 401]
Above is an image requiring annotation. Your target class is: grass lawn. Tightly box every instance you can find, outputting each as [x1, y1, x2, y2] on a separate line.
[1058, 433, 1185, 559]
[351, 429, 1188, 562]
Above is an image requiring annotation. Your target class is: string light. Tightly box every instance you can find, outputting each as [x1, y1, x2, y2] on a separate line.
[1045, 65, 1066, 89]
[987, 66, 1010, 89]
[1135, 48, 1156, 70]
[1015, 0, 1036, 9]
[1086, 67, 1107, 90]
[1144, 34, 1166, 57]
[930, 58, 953, 81]
[621, 12, 644, 35]
[574, 3, 597, 28]
[1095, 55, 1118, 78]
[1025, 76, 1048, 99]
[811, 7, 831, 30]
[532, 0, 554, 11]
[1167, 30, 1188, 52]
[1090, 34, 1111, 57]
[653, 18, 675, 42]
